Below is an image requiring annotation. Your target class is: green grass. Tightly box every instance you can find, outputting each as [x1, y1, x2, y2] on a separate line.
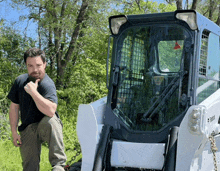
[0, 139, 22, 171]
[0, 139, 81, 171]
[0, 140, 52, 171]
[0, 116, 82, 171]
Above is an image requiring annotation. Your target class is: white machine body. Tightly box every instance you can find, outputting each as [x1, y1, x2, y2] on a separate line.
[77, 96, 165, 171]
[176, 89, 220, 171]
[77, 89, 220, 171]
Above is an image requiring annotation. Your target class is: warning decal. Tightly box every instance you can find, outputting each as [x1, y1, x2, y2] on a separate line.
[153, 76, 164, 85]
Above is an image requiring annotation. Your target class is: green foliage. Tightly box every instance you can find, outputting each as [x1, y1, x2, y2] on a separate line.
[196, 0, 220, 22]
[69, 58, 107, 100]
[56, 57, 108, 164]
[0, 111, 10, 140]
[0, 24, 36, 93]
[0, 22, 36, 141]
[114, 0, 176, 15]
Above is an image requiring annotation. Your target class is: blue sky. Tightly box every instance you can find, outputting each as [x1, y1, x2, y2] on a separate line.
[0, 0, 188, 41]
[0, 0, 38, 39]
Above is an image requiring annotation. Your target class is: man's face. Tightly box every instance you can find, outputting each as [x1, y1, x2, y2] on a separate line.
[26, 56, 46, 81]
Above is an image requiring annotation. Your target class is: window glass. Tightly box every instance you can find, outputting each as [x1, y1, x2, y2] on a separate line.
[197, 31, 220, 103]
[111, 25, 191, 131]
[197, 77, 219, 104]
[207, 33, 220, 80]
[158, 40, 184, 72]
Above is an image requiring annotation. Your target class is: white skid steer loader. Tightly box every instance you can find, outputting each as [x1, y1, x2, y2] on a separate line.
[72, 10, 220, 171]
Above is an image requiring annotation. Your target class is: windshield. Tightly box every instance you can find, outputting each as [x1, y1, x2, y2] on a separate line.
[111, 24, 191, 131]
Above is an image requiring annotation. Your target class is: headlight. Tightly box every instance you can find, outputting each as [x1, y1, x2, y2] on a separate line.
[109, 16, 127, 35]
[176, 11, 198, 30]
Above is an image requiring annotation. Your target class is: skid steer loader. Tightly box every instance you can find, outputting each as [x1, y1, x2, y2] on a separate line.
[72, 10, 220, 171]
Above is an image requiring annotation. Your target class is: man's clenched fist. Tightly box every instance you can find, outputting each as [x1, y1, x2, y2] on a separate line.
[24, 79, 40, 96]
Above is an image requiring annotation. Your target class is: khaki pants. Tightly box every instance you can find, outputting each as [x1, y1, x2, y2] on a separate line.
[20, 115, 67, 171]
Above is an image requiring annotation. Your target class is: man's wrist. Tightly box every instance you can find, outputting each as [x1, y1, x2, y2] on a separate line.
[11, 129, 18, 135]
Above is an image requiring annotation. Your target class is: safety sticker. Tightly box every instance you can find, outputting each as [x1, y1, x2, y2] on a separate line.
[153, 76, 164, 85]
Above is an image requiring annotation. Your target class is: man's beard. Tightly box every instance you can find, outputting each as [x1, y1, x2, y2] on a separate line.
[28, 72, 44, 82]
[28, 75, 38, 82]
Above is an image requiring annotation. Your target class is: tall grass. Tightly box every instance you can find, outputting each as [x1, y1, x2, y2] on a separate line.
[0, 116, 81, 171]
[0, 139, 22, 171]
[0, 140, 52, 171]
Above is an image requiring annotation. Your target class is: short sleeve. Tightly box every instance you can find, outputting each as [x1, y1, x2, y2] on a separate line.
[7, 80, 19, 104]
[38, 80, 58, 104]
[43, 85, 58, 104]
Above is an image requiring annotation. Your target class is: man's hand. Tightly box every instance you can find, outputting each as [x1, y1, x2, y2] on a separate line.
[24, 79, 40, 96]
[12, 132, 22, 147]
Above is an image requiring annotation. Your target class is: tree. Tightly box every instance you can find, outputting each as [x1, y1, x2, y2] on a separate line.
[165, 0, 220, 25]
[11, 0, 118, 89]
[0, 23, 36, 91]
[196, 0, 220, 25]
[191, 0, 198, 10]
[216, 5, 220, 25]
[0, 20, 36, 140]
[164, 0, 199, 10]
[116, 0, 176, 15]
[165, 0, 182, 10]
[175, 0, 182, 10]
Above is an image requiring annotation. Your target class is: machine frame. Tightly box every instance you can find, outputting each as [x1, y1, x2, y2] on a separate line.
[75, 10, 220, 171]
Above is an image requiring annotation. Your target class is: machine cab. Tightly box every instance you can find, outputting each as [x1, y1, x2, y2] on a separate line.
[105, 10, 196, 143]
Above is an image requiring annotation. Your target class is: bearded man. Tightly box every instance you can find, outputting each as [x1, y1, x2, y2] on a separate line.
[7, 47, 66, 171]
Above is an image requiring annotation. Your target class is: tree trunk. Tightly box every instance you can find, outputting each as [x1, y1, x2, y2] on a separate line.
[191, 0, 198, 10]
[186, 0, 188, 9]
[38, 6, 42, 49]
[54, 14, 63, 87]
[176, 0, 183, 10]
[135, 0, 141, 10]
[216, 5, 220, 25]
[48, 26, 55, 76]
[208, 0, 215, 20]
[56, 0, 89, 88]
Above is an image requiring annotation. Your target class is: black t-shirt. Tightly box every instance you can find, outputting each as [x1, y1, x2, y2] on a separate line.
[7, 73, 58, 132]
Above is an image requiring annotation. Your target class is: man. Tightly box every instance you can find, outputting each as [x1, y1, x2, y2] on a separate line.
[7, 48, 67, 171]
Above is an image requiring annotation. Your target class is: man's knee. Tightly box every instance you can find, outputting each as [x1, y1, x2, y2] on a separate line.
[40, 115, 53, 125]
[39, 115, 60, 128]
[37, 115, 62, 142]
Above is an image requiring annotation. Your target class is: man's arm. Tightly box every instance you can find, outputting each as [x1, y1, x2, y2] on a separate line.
[31, 90, 57, 117]
[9, 102, 21, 147]
[24, 79, 57, 117]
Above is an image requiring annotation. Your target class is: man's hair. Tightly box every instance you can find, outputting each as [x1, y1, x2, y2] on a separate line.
[24, 47, 46, 63]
